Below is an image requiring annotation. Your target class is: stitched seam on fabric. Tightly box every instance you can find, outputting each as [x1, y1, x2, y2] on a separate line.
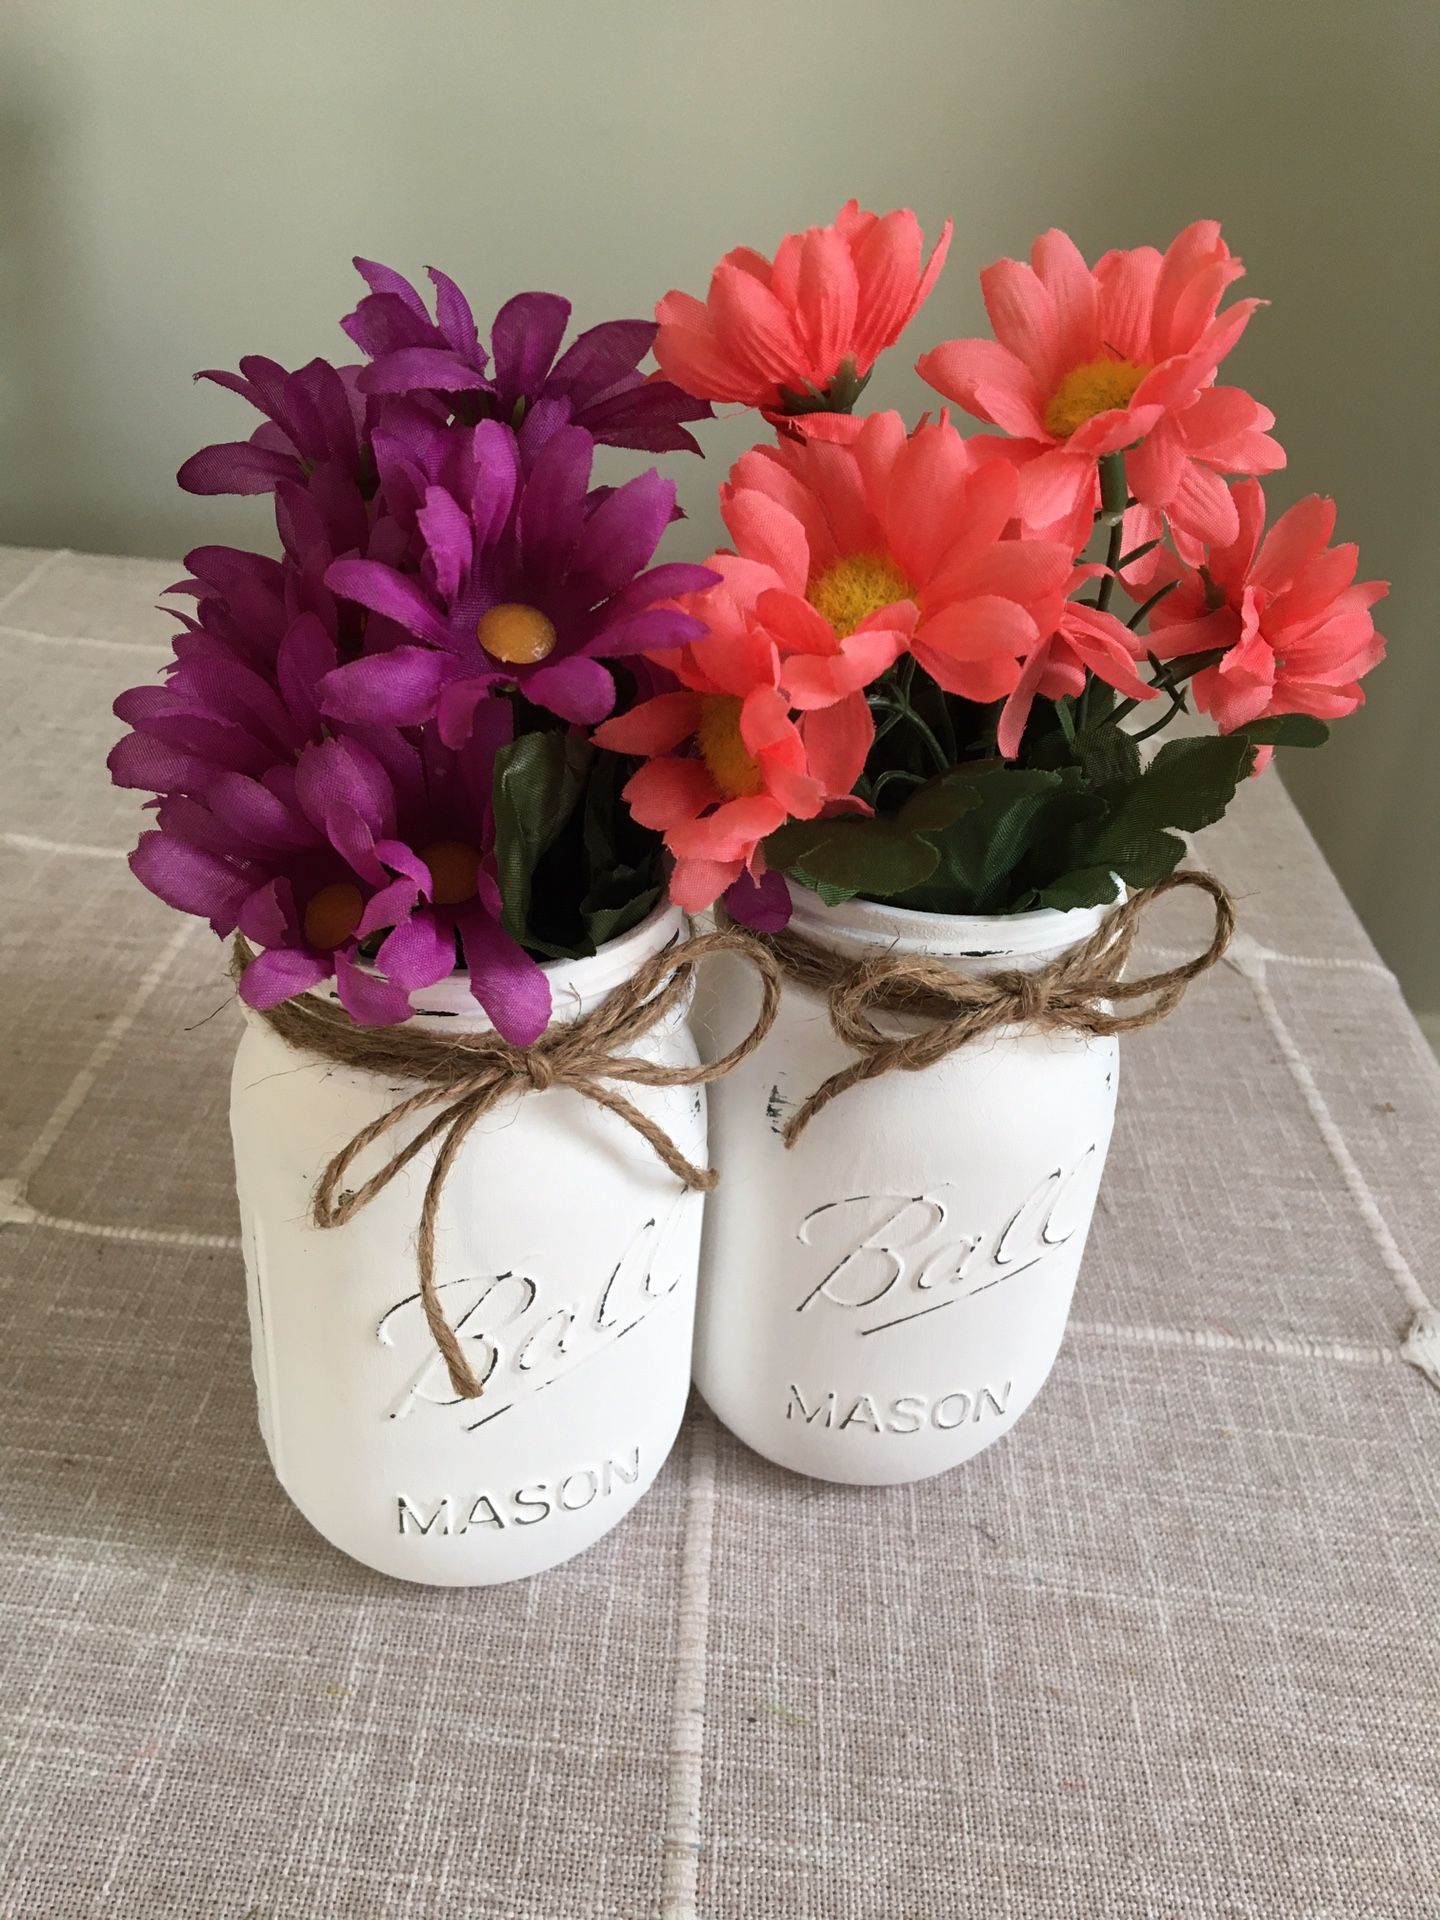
[661, 1410, 716, 1920]
[2, 831, 127, 860]
[1069, 1318, 1404, 1369]
[0, 1194, 239, 1252]
[1146, 939, 1398, 983]
[1231, 939, 1439, 1389]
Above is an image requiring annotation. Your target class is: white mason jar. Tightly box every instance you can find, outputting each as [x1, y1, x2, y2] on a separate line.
[230, 903, 706, 1585]
[692, 887, 1119, 1485]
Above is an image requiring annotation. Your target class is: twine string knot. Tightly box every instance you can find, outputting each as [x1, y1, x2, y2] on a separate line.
[765, 870, 1235, 1146]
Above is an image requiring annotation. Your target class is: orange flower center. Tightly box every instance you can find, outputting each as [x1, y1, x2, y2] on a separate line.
[1043, 357, 1151, 438]
[477, 603, 557, 665]
[419, 839, 480, 906]
[807, 552, 913, 638]
[698, 696, 764, 798]
[303, 881, 364, 951]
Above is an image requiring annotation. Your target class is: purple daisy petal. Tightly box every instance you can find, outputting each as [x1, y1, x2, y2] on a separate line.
[108, 730, 219, 797]
[573, 380, 710, 452]
[206, 771, 316, 851]
[523, 655, 617, 724]
[294, 736, 395, 840]
[129, 830, 254, 932]
[239, 945, 333, 1010]
[333, 950, 415, 1026]
[235, 354, 294, 420]
[155, 793, 257, 861]
[177, 441, 300, 496]
[426, 266, 483, 362]
[371, 837, 434, 891]
[341, 291, 430, 360]
[514, 393, 575, 461]
[113, 684, 173, 726]
[601, 562, 721, 621]
[377, 911, 457, 991]
[517, 425, 593, 575]
[275, 613, 340, 735]
[323, 799, 385, 886]
[137, 713, 276, 780]
[356, 874, 422, 939]
[436, 675, 502, 750]
[320, 647, 450, 730]
[238, 877, 299, 948]
[457, 907, 551, 1046]
[324, 558, 452, 646]
[490, 292, 571, 406]
[724, 868, 792, 932]
[470, 420, 522, 547]
[358, 346, 489, 396]
[352, 257, 431, 316]
[417, 487, 475, 602]
[548, 318, 656, 394]
[596, 608, 708, 656]
[569, 468, 675, 595]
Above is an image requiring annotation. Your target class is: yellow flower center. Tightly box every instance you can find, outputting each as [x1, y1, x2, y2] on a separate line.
[1043, 357, 1151, 438]
[419, 839, 480, 906]
[806, 553, 913, 638]
[477, 603, 557, 665]
[303, 881, 364, 952]
[698, 696, 764, 798]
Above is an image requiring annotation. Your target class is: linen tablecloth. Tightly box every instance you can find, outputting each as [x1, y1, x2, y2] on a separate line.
[2, 546, 1437, 1920]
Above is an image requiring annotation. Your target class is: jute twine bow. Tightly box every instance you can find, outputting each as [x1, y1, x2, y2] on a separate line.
[234, 928, 782, 1400]
[762, 870, 1236, 1147]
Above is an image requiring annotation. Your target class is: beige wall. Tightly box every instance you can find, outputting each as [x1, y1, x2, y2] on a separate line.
[2, 0, 1436, 1015]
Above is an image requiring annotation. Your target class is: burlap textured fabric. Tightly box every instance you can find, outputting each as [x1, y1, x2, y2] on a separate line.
[1, 548, 1437, 1919]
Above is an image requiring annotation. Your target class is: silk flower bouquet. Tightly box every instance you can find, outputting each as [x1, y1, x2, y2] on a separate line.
[620, 205, 1387, 1485]
[109, 264, 783, 1584]
[109, 213, 1387, 1573]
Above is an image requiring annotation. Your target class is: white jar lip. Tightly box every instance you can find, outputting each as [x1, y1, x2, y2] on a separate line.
[784, 877, 1120, 962]
[307, 899, 687, 1030]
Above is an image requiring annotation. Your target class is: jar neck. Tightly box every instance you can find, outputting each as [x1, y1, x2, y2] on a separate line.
[784, 882, 1117, 978]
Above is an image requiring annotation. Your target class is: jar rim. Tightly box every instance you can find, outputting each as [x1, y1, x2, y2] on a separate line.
[784, 878, 1120, 960]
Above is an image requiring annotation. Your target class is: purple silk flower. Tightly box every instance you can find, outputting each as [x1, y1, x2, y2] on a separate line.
[112, 256, 720, 1038]
[320, 420, 718, 734]
[110, 566, 548, 1038]
[342, 258, 711, 456]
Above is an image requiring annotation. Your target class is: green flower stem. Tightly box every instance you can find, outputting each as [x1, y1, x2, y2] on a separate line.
[869, 767, 927, 804]
[1110, 647, 1228, 727]
[1126, 688, 1191, 743]
[1098, 450, 1129, 526]
[1095, 513, 1126, 616]
[1076, 455, 1132, 730]
[868, 694, 951, 774]
[776, 355, 871, 417]
[868, 657, 951, 773]
[1127, 579, 1179, 630]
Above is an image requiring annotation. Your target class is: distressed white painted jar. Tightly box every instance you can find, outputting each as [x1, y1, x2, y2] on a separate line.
[230, 903, 705, 1585]
[692, 887, 1118, 1485]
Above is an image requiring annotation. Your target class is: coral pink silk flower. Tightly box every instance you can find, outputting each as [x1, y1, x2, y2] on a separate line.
[1146, 478, 1388, 733]
[706, 410, 1073, 708]
[917, 222, 1285, 548]
[654, 202, 952, 411]
[593, 607, 868, 914]
[996, 577, 1158, 759]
